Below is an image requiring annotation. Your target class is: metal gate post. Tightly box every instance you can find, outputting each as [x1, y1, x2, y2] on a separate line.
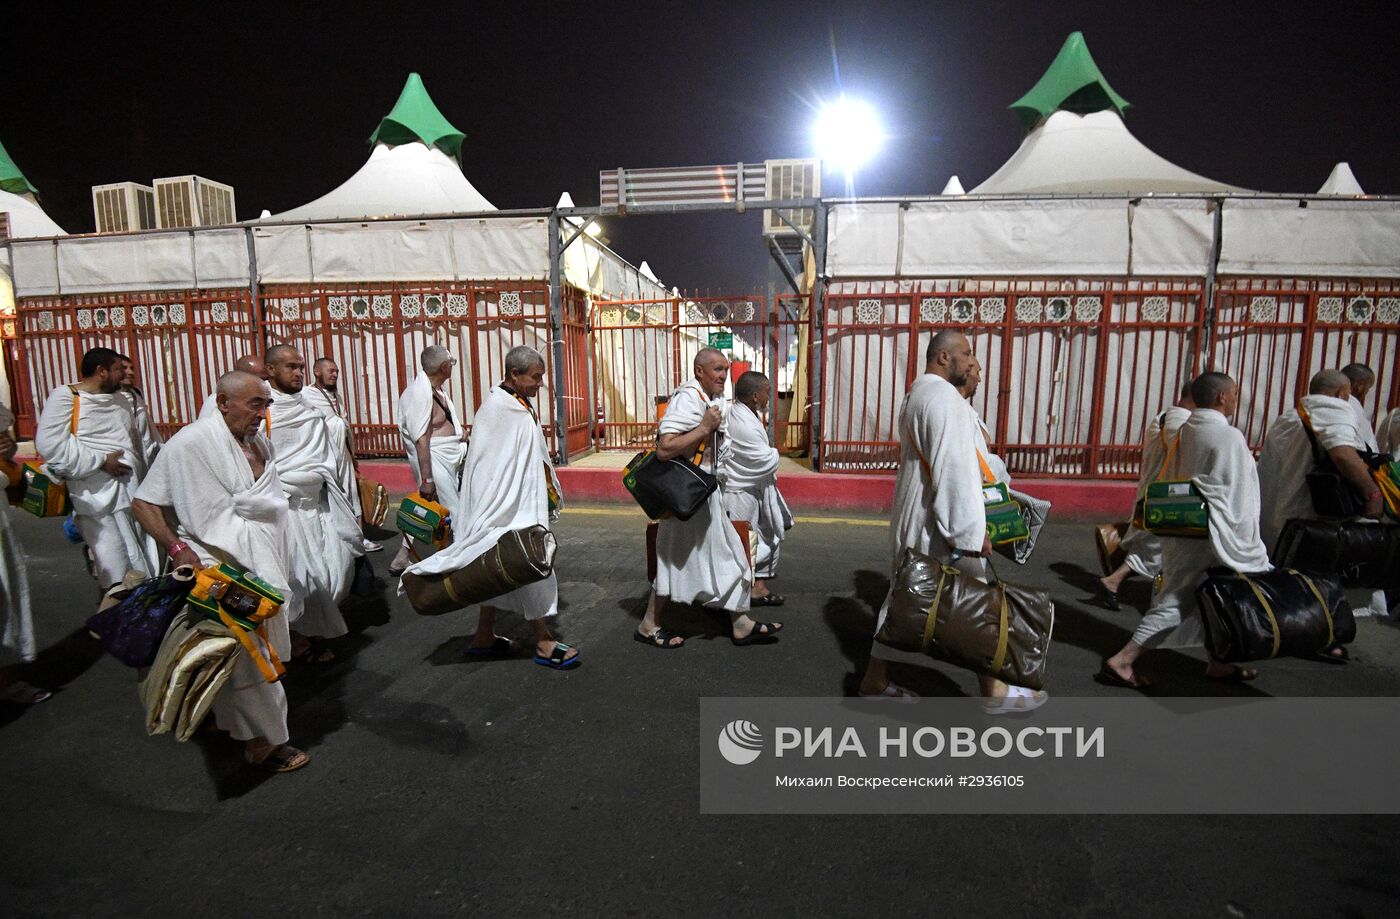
[547, 212, 568, 465]
[809, 202, 828, 470]
[243, 226, 264, 352]
[1200, 198, 1225, 369]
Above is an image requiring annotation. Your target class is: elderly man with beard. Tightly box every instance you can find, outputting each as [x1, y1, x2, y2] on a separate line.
[132, 370, 309, 773]
[305, 357, 380, 553]
[404, 346, 576, 668]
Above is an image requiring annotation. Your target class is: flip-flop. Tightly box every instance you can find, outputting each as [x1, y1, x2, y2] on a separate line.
[534, 643, 581, 670]
[467, 636, 520, 658]
[1097, 584, 1121, 611]
[982, 686, 1049, 715]
[634, 628, 685, 649]
[1206, 665, 1258, 683]
[858, 681, 918, 700]
[1093, 661, 1150, 690]
[732, 622, 783, 646]
[0, 681, 52, 705]
[249, 745, 311, 774]
[292, 644, 336, 664]
[1313, 645, 1349, 665]
[751, 594, 787, 607]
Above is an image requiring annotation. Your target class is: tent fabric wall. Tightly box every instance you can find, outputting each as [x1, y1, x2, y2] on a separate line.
[827, 198, 1217, 279]
[1218, 199, 1400, 278]
[827, 196, 1400, 281]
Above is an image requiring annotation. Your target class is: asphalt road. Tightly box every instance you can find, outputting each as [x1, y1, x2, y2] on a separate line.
[3, 505, 1398, 918]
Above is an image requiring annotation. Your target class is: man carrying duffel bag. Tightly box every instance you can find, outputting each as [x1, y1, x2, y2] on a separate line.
[1097, 373, 1327, 690]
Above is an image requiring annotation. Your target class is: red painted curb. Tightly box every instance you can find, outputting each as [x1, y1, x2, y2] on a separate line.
[357, 461, 1137, 523]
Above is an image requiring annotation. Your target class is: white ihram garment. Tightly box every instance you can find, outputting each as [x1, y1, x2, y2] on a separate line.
[653, 380, 751, 613]
[305, 386, 358, 508]
[398, 372, 467, 509]
[1131, 409, 1271, 650]
[405, 386, 562, 618]
[721, 402, 793, 580]
[135, 416, 302, 745]
[1119, 405, 1193, 578]
[0, 405, 35, 665]
[1378, 407, 1400, 456]
[1257, 395, 1369, 550]
[34, 386, 158, 586]
[1349, 395, 1379, 452]
[267, 389, 362, 638]
[871, 374, 988, 669]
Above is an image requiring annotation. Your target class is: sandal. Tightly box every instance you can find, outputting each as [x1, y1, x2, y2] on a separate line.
[293, 644, 336, 664]
[751, 593, 787, 607]
[534, 643, 581, 670]
[249, 745, 311, 774]
[467, 636, 520, 658]
[1206, 664, 1258, 683]
[982, 686, 1049, 715]
[1313, 645, 1350, 665]
[1093, 660, 1150, 690]
[858, 681, 917, 699]
[732, 622, 783, 646]
[1098, 587, 1121, 612]
[634, 628, 685, 649]
[0, 680, 53, 705]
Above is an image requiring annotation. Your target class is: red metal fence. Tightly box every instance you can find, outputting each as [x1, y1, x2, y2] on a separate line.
[15, 288, 258, 439]
[12, 274, 1396, 478]
[589, 292, 811, 453]
[1211, 277, 1400, 450]
[13, 281, 592, 458]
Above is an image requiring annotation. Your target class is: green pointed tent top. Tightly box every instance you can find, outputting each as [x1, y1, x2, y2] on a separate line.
[0, 137, 40, 196]
[368, 73, 466, 159]
[1009, 32, 1130, 130]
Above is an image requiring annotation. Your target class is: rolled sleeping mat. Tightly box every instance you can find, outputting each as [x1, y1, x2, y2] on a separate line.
[403, 525, 557, 615]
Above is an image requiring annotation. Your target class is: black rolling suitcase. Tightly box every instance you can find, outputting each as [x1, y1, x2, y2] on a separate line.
[1273, 518, 1400, 592]
[1196, 567, 1354, 663]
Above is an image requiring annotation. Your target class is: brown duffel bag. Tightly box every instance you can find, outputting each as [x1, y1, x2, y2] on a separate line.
[402, 526, 557, 615]
[1093, 521, 1129, 576]
[875, 548, 1055, 691]
[357, 475, 389, 527]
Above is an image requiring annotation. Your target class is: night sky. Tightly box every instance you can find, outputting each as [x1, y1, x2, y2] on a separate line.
[7, 2, 1397, 291]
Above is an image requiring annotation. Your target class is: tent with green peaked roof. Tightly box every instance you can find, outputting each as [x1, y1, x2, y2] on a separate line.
[272, 73, 492, 221]
[368, 72, 467, 159]
[1009, 31, 1129, 130]
[973, 32, 1237, 194]
[0, 138, 40, 197]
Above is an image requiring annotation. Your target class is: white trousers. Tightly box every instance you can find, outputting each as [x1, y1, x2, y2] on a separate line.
[76, 508, 158, 588]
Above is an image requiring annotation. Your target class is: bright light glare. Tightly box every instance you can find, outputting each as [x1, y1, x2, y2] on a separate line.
[813, 97, 884, 174]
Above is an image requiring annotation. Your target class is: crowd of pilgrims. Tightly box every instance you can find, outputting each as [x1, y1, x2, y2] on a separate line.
[0, 334, 1395, 771]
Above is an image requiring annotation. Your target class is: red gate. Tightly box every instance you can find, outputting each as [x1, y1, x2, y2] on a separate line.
[589, 291, 810, 452]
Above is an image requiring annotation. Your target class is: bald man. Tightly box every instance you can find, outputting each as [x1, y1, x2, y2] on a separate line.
[1100, 372, 1276, 689]
[1340, 363, 1379, 451]
[198, 354, 270, 419]
[637, 348, 781, 649]
[132, 370, 308, 774]
[860, 331, 1047, 712]
[264, 345, 362, 659]
[1258, 369, 1382, 548]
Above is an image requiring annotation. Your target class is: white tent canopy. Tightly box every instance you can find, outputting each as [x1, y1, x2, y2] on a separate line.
[0, 189, 66, 238]
[1318, 162, 1364, 195]
[970, 110, 1240, 195]
[940, 175, 965, 195]
[269, 142, 495, 221]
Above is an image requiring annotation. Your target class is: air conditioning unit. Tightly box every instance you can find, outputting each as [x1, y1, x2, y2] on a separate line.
[763, 158, 820, 236]
[153, 175, 236, 228]
[92, 182, 156, 233]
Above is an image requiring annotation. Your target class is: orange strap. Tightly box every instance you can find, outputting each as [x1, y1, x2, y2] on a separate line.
[975, 449, 996, 485]
[68, 386, 80, 434]
[218, 609, 285, 683]
[1160, 432, 1183, 478]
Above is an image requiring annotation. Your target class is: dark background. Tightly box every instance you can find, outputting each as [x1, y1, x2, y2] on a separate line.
[6, 1, 1397, 290]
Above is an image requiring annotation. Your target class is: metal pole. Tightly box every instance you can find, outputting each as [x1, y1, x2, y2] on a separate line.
[547, 212, 568, 465]
[1200, 198, 1225, 370]
[243, 226, 264, 351]
[810, 202, 828, 471]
